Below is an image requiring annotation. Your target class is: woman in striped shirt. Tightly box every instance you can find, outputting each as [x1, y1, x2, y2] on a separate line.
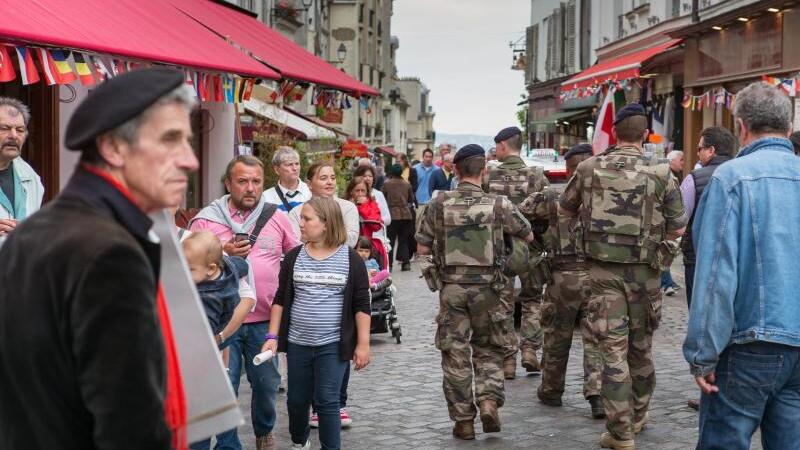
[262, 197, 371, 450]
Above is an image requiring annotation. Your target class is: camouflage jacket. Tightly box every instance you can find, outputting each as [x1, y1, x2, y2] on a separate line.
[416, 181, 531, 284]
[484, 155, 549, 205]
[559, 145, 687, 265]
[519, 187, 586, 270]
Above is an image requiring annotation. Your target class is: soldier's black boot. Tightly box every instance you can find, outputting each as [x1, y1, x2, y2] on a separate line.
[537, 384, 562, 407]
[588, 395, 605, 419]
[452, 420, 475, 440]
[479, 400, 501, 433]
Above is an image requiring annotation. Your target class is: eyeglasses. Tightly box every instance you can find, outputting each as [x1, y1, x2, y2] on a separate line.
[0, 124, 26, 135]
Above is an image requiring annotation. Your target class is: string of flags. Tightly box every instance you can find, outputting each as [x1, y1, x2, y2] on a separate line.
[560, 78, 641, 102]
[681, 88, 735, 112]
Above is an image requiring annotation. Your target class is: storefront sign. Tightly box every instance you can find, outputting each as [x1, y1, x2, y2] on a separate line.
[320, 108, 343, 124]
[699, 14, 782, 80]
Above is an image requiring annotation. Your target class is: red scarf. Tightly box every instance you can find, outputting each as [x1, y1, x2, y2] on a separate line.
[82, 165, 187, 449]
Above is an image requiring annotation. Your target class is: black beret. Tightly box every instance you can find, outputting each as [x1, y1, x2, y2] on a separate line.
[613, 103, 647, 125]
[453, 144, 486, 164]
[65, 67, 186, 151]
[493, 126, 522, 143]
[563, 143, 593, 160]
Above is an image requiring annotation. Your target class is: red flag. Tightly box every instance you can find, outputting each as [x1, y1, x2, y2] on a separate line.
[14, 46, 39, 85]
[213, 75, 223, 102]
[0, 45, 17, 82]
[242, 79, 255, 101]
[592, 86, 617, 154]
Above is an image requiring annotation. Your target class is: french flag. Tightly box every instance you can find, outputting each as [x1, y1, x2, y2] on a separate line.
[14, 46, 40, 85]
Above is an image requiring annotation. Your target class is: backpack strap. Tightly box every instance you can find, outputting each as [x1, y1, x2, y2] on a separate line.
[493, 195, 507, 267]
[274, 186, 293, 211]
[247, 203, 278, 246]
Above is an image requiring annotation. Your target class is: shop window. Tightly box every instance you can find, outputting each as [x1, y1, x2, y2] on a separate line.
[699, 14, 782, 80]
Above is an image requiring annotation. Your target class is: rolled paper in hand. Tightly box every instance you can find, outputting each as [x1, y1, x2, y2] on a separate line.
[253, 350, 274, 366]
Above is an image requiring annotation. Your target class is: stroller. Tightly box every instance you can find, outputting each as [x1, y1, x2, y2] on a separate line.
[361, 219, 403, 344]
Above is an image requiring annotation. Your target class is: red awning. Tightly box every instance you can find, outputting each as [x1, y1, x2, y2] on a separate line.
[170, 0, 380, 96]
[561, 39, 682, 92]
[340, 139, 369, 158]
[0, 0, 279, 79]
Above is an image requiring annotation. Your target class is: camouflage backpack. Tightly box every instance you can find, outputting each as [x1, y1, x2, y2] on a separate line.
[487, 165, 547, 204]
[431, 190, 508, 285]
[543, 187, 584, 264]
[582, 152, 671, 265]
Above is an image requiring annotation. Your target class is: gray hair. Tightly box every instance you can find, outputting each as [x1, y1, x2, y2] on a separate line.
[667, 150, 683, 161]
[272, 146, 299, 166]
[110, 84, 197, 146]
[0, 97, 31, 126]
[733, 82, 792, 135]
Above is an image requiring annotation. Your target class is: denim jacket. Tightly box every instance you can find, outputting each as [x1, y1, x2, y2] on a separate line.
[683, 137, 800, 376]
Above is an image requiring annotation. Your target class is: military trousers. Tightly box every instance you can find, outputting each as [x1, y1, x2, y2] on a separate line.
[515, 271, 544, 355]
[435, 282, 514, 422]
[539, 267, 603, 400]
[589, 261, 661, 441]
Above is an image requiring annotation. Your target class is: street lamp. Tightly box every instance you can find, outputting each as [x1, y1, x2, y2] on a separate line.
[336, 43, 347, 63]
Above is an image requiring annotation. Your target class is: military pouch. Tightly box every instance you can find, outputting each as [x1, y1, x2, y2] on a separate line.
[434, 313, 454, 351]
[490, 269, 511, 294]
[646, 292, 663, 333]
[419, 255, 442, 292]
[649, 239, 679, 271]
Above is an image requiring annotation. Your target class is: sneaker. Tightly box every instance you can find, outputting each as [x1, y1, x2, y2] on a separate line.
[340, 408, 352, 427]
[664, 286, 677, 296]
[291, 440, 311, 449]
[309, 412, 319, 428]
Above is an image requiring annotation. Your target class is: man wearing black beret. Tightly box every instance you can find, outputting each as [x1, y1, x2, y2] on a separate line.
[485, 125, 549, 379]
[560, 104, 686, 449]
[0, 68, 199, 450]
[417, 144, 533, 440]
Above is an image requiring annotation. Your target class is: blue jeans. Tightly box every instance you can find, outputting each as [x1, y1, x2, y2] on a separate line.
[214, 322, 280, 450]
[660, 270, 678, 289]
[287, 341, 348, 450]
[696, 342, 800, 450]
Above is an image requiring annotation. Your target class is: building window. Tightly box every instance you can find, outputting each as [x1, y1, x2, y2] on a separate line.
[359, 4, 364, 23]
[369, 9, 375, 28]
[240, 0, 254, 12]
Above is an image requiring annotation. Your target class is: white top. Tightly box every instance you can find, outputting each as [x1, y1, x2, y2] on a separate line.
[289, 196, 360, 247]
[263, 180, 312, 212]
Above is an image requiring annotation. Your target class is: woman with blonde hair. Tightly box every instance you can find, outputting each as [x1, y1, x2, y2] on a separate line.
[262, 197, 371, 450]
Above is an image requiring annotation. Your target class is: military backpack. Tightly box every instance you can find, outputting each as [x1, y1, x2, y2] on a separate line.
[487, 165, 546, 205]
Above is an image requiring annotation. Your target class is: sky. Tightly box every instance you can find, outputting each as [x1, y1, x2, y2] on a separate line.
[392, 0, 531, 138]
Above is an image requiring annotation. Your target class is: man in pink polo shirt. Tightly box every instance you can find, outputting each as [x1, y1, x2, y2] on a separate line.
[190, 155, 299, 450]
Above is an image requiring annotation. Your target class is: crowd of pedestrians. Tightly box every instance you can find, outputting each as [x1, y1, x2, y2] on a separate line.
[1, 66, 797, 450]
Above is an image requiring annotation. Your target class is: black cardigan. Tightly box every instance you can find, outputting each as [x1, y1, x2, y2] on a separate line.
[274, 245, 371, 360]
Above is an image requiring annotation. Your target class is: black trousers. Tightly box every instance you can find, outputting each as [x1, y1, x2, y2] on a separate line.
[387, 219, 413, 267]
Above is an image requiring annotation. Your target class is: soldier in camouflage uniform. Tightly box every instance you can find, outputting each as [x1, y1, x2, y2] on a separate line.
[485, 126, 550, 379]
[416, 144, 533, 440]
[518, 144, 604, 418]
[559, 105, 687, 450]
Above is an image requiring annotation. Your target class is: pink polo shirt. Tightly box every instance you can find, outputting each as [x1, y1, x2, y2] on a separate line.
[190, 204, 300, 323]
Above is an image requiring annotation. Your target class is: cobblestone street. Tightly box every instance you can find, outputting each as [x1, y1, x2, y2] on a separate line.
[235, 260, 763, 449]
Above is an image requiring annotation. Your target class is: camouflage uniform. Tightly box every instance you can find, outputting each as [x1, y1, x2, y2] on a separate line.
[560, 145, 686, 441]
[484, 155, 549, 362]
[416, 181, 531, 422]
[518, 187, 602, 401]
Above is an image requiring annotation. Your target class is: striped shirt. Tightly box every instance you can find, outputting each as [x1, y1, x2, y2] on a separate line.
[288, 244, 349, 346]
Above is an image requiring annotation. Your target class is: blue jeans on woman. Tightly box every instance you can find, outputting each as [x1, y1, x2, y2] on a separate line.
[287, 341, 349, 450]
[696, 342, 800, 450]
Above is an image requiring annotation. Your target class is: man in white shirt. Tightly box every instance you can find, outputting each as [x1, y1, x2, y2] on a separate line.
[262, 146, 311, 213]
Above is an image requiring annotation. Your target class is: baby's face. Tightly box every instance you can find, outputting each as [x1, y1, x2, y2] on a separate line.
[183, 246, 214, 284]
[357, 248, 371, 261]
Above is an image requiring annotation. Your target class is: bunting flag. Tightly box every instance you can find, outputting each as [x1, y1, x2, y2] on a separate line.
[91, 55, 112, 81]
[72, 53, 95, 86]
[241, 78, 255, 101]
[223, 76, 234, 103]
[592, 86, 617, 154]
[36, 48, 61, 85]
[111, 58, 126, 76]
[50, 50, 77, 83]
[762, 75, 781, 86]
[233, 77, 242, 104]
[0, 45, 17, 82]
[780, 78, 797, 97]
[14, 46, 40, 85]
[213, 75, 223, 102]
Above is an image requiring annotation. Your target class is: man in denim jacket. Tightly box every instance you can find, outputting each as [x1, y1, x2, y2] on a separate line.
[683, 82, 800, 450]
